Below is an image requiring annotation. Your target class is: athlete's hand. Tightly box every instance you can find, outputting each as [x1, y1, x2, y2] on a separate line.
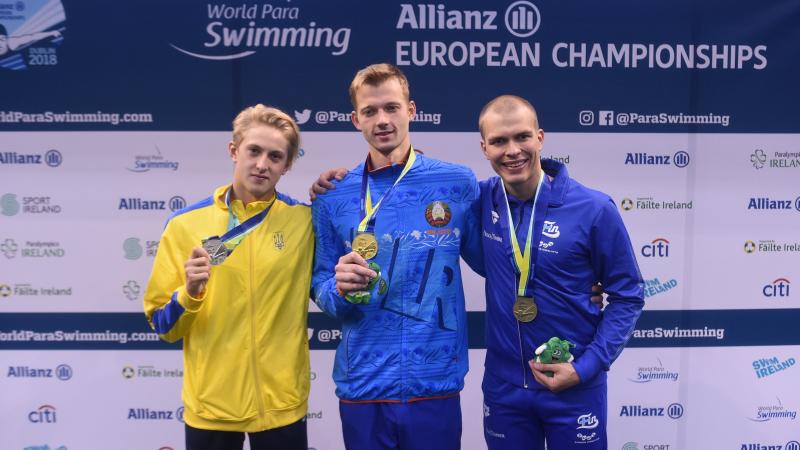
[335, 251, 378, 294]
[529, 360, 581, 393]
[309, 167, 348, 201]
[185, 247, 211, 298]
[590, 282, 604, 308]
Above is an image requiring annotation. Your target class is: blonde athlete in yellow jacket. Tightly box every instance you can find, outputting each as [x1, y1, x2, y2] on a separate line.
[144, 105, 313, 450]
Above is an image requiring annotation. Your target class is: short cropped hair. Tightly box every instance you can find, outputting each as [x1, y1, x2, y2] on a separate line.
[231, 104, 301, 168]
[349, 63, 410, 109]
[478, 95, 540, 137]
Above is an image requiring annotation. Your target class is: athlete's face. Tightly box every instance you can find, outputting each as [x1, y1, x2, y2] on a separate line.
[229, 124, 290, 204]
[481, 106, 544, 196]
[0, 35, 8, 55]
[351, 78, 416, 156]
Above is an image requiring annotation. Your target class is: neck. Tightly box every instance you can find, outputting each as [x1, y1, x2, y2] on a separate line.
[504, 171, 541, 202]
[230, 184, 273, 206]
[369, 141, 412, 168]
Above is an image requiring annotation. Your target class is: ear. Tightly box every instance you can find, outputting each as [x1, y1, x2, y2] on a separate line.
[480, 139, 490, 160]
[228, 142, 237, 162]
[351, 111, 362, 131]
[408, 100, 417, 119]
[537, 128, 545, 144]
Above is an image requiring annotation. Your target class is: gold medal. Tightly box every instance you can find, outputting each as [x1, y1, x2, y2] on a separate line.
[513, 296, 537, 323]
[352, 233, 378, 260]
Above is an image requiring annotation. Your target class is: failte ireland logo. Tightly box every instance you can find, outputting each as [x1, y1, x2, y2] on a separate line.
[0, 1, 66, 70]
[169, 3, 351, 61]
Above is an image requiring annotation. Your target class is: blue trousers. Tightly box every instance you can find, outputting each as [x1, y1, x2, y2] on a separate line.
[339, 395, 462, 450]
[482, 371, 607, 450]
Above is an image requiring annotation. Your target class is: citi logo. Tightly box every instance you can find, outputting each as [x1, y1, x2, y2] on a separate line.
[747, 197, 799, 211]
[619, 403, 683, 419]
[0, 150, 62, 167]
[763, 278, 790, 297]
[28, 405, 57, 423]
[624, 151, 689, 167]
[118, 196, 186, 211]
[641, 238, 669, 258]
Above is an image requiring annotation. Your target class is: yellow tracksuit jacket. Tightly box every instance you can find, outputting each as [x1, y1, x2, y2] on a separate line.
[143, 185, 313, 432]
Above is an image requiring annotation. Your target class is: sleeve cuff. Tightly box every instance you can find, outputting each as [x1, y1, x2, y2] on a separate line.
[178, 287, 205, 312]
[572, 348, 605, 384]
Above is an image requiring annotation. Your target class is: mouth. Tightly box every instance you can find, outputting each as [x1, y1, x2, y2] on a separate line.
[374, 129, 395, 139]
[502, 159, 529, 170]
[251, 174, 269, 182]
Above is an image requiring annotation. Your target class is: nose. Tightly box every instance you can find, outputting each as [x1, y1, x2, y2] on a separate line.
[376, 109, 390, 127]
[506, 143, 523, 157]
[255, 153, 269, 171]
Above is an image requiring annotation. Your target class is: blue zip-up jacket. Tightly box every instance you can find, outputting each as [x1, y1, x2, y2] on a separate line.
[480, 159, 644, 390]
[311, 152, 482, 401]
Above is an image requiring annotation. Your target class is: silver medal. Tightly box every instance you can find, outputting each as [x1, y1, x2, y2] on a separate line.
[202, 237, 229, 266]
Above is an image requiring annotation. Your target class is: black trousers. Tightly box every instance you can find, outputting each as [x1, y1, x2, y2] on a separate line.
[185, 418, 307, 450]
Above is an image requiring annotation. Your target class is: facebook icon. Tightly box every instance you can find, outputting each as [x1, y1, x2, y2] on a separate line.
[599, 111, 614, 126]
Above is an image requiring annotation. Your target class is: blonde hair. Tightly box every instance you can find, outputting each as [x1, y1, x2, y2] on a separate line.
[349, 63, 410, 109]
[479, 95, 539, 137]
[232, 104, 301, 167]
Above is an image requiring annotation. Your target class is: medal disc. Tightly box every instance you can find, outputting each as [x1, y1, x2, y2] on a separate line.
[202, 237, 229, 266]
[513, 296, 538, 323]
[352, 233, 378, 260]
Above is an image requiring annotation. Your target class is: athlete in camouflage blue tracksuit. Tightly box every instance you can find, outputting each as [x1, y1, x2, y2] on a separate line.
[311, 63, 482, 450]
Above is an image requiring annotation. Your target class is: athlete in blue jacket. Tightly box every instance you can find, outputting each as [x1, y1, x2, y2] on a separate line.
[311, 63, 482, 450]
[478, 95, 644, 449]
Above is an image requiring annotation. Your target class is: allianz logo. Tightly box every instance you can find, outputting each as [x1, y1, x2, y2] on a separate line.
[118, 196, 186, 211]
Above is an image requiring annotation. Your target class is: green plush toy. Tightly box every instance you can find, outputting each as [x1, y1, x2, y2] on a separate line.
[345, 261, 382, 304]
[534, 337, 575, 377]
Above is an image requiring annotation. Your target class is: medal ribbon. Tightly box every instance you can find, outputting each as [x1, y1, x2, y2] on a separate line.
[357, 147, 418, 233]
[500, 172, 545, 297]
[218, 188, 273, 249]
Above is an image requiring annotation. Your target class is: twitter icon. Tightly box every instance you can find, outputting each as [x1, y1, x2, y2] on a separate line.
[294, 109, 311, 125]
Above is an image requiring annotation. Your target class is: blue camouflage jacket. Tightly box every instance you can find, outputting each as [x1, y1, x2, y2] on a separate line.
[311, 152, 482, 401]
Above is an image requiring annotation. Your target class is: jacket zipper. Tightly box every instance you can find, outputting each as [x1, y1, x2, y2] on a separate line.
[513, 199, 528, 388]
[248, 235, 266, 425]
[517, 316, 528, 388]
